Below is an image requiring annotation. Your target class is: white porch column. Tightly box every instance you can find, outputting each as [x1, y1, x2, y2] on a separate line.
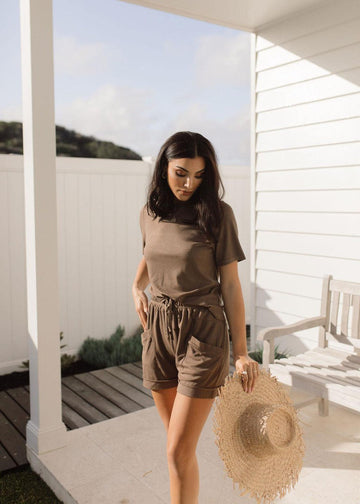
[19, 0, 67, 455]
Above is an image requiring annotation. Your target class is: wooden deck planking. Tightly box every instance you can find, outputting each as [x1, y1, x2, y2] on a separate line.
[62, 402, 90, 430]
[120, 362, 144, 379]
[0, 410, 28, 467]
[104, 366, 154, 401]
[61, 376, 127, 418]
[0, 390, 29, 436]
[91, 368, 154, 407]
[6, 387, 30, 413]
[0, 438, 16, 472]
[75, 371, 144, 413]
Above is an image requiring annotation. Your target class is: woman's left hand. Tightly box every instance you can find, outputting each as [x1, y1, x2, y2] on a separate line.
[235, 355, 260, 393]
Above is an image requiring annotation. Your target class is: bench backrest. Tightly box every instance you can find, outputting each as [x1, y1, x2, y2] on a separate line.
[319, 274, 360, 349]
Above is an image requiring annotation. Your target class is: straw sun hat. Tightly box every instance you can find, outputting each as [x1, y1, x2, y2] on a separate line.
[213, 369, 305, 504]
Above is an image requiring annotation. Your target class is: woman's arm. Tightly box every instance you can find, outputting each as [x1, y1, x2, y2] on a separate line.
[219, 261, 259, 393]
[220, 263, 247, 359]
[132, 256, 150, 330]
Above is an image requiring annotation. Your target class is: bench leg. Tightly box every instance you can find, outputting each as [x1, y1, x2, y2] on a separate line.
[318, 397, 329, 416]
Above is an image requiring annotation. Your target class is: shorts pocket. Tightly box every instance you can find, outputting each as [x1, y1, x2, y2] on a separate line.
[188, 335, 224, 356]
[179, 334, 228, 389]
[141, 328, 153, 360]
[141, 328, 157, 382]
[141, 327, 152, 345]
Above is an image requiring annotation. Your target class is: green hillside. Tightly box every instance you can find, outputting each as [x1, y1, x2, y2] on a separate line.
[0, 121, 142, 160]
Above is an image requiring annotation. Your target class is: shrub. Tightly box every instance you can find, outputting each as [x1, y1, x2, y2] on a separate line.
[20, 332, 77, 371]
[77, 324, 142, 369]
[248, 343, 290, 364]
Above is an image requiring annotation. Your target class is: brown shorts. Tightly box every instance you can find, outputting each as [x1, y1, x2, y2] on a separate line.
[141, 295, 230, 399]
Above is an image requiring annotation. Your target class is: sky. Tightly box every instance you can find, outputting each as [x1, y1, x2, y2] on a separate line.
[0, 0, 250, 165]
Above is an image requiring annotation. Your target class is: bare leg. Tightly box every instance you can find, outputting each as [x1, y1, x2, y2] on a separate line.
[151, 386, 178, 431]
[166, 392, 215, 504]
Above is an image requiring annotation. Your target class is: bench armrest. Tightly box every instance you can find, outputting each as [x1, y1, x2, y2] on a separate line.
[257, 315, 326, 371]
[258, 315, 326, 342]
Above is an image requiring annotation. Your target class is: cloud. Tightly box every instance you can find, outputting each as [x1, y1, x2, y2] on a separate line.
[56, 84, 155, 155]
[56, 83, 249, 165]
[195, 32, 250, 88]
[163, 102, 250, 165]
[54, 35, 111, 75]
[0, 104, 22, 122]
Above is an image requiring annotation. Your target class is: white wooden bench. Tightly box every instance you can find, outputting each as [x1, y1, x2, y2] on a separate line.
[257, 274, 360, 416]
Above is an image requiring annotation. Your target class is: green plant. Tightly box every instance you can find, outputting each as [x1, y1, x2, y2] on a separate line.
[248, 343, 290, 364]
[77, 324, 143, 369]
[20, 331, 77, 371]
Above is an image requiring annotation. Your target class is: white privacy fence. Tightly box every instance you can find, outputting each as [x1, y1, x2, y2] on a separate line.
[0, 154, 250, 374]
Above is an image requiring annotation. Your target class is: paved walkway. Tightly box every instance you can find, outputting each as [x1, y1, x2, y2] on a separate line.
[29, 384, 360, 504]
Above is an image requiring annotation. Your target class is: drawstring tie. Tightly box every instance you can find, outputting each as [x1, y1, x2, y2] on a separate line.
[150, 295, 225, 321]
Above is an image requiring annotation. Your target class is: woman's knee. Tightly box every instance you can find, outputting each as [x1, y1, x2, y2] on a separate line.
[167, 439, 196, 473]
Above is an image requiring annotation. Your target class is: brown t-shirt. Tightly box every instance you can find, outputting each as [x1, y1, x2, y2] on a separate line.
[139, 200, 246, 306]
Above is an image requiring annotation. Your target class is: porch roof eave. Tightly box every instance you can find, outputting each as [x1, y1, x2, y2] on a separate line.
[116, 0, 328, 33]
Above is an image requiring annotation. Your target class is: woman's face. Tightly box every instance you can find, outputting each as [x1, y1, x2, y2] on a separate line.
[166, 157, 206, 201]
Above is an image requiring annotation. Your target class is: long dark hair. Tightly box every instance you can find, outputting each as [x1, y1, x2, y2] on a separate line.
[145, 131, 225, 241]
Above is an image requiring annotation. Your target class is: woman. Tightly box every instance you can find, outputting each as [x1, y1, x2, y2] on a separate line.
[132, 131, 259, 504]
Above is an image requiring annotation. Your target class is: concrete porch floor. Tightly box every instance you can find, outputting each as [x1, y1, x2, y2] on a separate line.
[28, 386, 360, 504]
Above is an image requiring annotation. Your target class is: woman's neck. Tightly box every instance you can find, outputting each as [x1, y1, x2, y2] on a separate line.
[172, 195, 196, 223]
[174, 196, 190, 204]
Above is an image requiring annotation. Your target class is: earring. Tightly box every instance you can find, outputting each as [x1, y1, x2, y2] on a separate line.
[161, 172, 166, 179]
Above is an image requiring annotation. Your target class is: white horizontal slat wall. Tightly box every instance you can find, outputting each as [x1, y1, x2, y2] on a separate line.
[219, 165, 251, 323]
[0, 155, 250, 374]
[252, 0, 360, 354]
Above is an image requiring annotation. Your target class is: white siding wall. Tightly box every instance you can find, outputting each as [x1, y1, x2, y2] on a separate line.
[219, 164, 251, 324]
[252, 0, 360, 355]
[0, 155, 250, 374]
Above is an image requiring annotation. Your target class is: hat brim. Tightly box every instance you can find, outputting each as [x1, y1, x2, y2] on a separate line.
[213, 369, 305, 504]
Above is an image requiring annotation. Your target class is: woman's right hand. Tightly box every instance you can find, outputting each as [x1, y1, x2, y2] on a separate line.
[132, 285, 148, 330]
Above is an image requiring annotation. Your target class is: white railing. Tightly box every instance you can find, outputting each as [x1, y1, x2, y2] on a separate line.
[0, 154, 250, 374]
